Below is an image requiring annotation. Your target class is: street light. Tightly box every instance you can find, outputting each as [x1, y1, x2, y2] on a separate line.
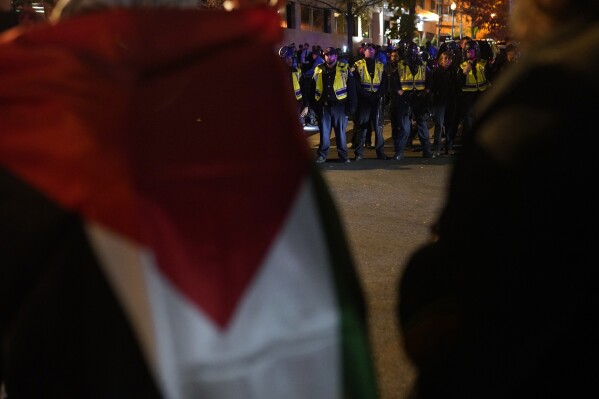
[437, 1, 442, 44]
[450, 2, 456, 39]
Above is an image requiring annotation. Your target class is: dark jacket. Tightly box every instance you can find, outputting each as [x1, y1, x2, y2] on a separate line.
[353, 58, 387, 106]
[428, 63, 461, 105]
[488, 51, 518, 83]
[385, 61, 400, 100]
[308, 61, 357, 116]
[399, 18, 599, 399]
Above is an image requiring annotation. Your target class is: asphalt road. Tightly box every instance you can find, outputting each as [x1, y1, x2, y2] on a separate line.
[307, 121, 456, 399]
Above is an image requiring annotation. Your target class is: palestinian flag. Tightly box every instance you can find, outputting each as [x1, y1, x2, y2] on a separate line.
[0, 7, 378, 399]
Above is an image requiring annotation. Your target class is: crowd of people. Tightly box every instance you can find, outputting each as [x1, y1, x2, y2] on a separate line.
[281, 36, 520, 163]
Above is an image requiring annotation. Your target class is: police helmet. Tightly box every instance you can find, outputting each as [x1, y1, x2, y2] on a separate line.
[278, 45, 294, 59]
[463, 40, 481, 59]
[406, 41, 420, 63]
[446, 40, 461, 58]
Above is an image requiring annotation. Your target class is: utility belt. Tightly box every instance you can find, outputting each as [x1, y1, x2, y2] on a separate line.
[400, 89, 427, 105]
[322, 99, 346, 107]
[403, 89, 426, 97]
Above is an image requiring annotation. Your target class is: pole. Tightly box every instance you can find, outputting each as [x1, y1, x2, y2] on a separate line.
[450, 2, 456, 39]
[436, 1, 442, 44]
[451, 10, 454, 38]
[346, 2, 354, 64]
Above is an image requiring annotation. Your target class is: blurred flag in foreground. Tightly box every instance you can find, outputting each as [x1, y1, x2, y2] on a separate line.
[0, 5, 378, 399]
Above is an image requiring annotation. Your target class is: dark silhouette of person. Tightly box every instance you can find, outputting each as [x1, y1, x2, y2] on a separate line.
[398, 0, 599, 398]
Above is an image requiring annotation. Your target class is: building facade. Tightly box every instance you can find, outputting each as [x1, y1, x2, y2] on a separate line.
[279, 1, 470, 54]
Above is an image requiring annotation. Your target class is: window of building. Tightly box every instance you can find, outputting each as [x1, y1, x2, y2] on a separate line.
[324, 9, 331, 33]
[334, 11, 346, 34]
[313, 8, 324, 31]
[361, 17, 369, 38]
[278, 2, 297, 29]
[301, 5, 325, 32]
[279, 4, 287, 28]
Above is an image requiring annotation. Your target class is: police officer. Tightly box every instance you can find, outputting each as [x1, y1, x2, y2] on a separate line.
[385, 47, 402, 147]
[311, 46, 357, 164]
[394, 41, 434, 160]
[351, 43, 388, 160]
[279, 45, 309, 124]
[458, 39, 491, 138]
[429, 51, 461, 155]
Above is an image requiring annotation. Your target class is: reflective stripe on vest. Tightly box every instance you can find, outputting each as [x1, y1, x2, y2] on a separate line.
[399, 62, 427, 91]
[292, 70, 302, 100]
[354, 59, 384, 92]
[460, 60, 490, 92]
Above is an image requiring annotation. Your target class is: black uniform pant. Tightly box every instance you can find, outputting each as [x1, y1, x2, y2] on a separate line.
[315, 102, 349, 161]
[353, 98, 386, 159]
[395, 91, 432, 157]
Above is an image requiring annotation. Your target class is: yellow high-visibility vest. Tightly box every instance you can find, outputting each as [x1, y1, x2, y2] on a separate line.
[292, 69, 302, 100]
[353, 59, 384, 92]
[313, 61, 350, 101]
[460, 59, 490, 92]
[399, 61, 427, 91]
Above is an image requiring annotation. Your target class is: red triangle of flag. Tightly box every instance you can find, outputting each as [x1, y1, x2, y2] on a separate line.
[0, 8, 311, 328]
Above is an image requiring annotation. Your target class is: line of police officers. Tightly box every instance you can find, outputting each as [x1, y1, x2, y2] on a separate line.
[280, 39, 492, 163]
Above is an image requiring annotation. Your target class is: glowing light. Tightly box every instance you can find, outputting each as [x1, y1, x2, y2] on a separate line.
[223, 1, 234, 11]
